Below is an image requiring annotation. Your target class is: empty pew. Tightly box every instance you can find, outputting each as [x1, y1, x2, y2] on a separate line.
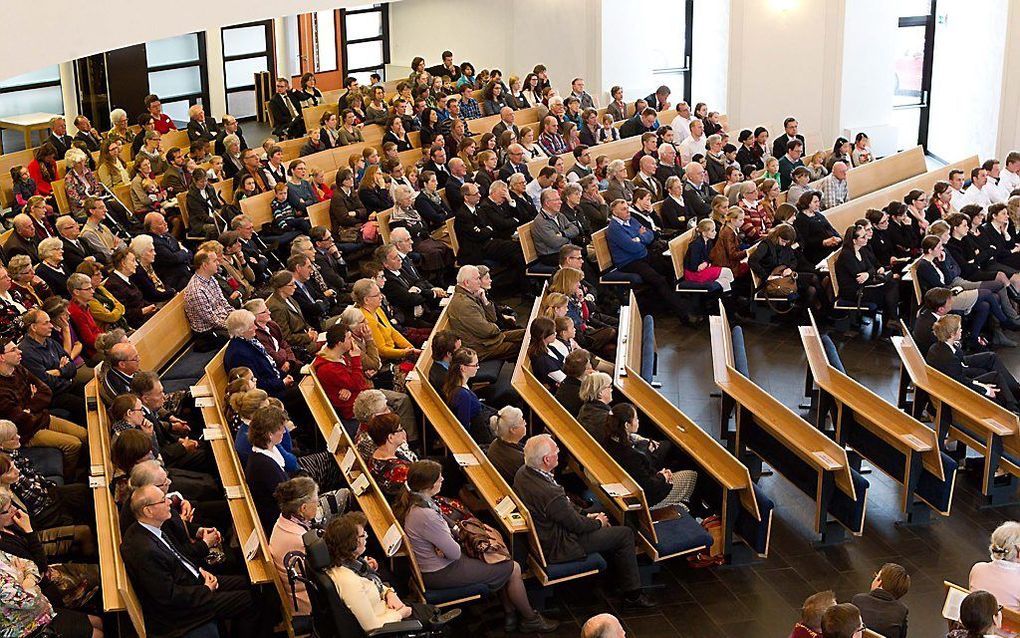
[892, 322, 1020, 505]
[710, 303, 866, 543]
[514, 289, 715, 563]
[615, 293, 772, 559]
[801, 313, 956, 521]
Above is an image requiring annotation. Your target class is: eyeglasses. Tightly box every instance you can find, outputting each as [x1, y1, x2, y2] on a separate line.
[143, 496, 170, 508]
[128, 407, 145, 414]
[464, 362, 480, 368]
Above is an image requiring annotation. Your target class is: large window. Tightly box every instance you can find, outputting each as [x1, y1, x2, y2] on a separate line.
[340, 3, 390, 84]
[0, 66, 62, 151]
[891, 0, 936, 152]
[146, 33, 210, 124]
[222, 21, 275, 120]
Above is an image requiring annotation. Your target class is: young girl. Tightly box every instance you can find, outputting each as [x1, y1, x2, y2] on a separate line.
[309, 168, 333, 202]
[594, 155, 610, 190]
[598, 113, 620, 143]
[10, 165, 51, 215]
[763, 156, 781, 183]
[684, 219, 734, 291]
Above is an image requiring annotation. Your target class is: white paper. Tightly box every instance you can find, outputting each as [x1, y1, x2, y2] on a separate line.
[942, 585, 967, 621]
[446, 286, 455, 294]
[439, 297, 451, 307]
[190, 385, 211, 397]
[225, 485, 243, 499]
[453, 453, 479, 467]
[327, 426, 343, 454]
[405, 369, 419, 382]
[602, 483, 631, 497]
[549, 369, 567, 384]
[316, 331, 327, 342]
[90, 464, 104, 477]
[383, 523, 402, 556]
[88, 475, 105, 488]
[340, 448, 356, 475]
[202, 427, 224, 441]
[494, 495, 516, 518]
[243, 529, 261, 561]
[300, 364, 312, 375]
[351, 473, 370, 495]
[194, 396, 216, 408]
[812, 451, 840, 471]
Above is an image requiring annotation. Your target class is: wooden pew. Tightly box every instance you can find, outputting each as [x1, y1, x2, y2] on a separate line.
[709, 303, 862, 543]
[238, 190, 277, 231]
[892, 322, 1020, 505]
[590, 227, 642, 288]
[800, 314, 954, 523]
[518, 220, 555, 280]
[128, 293, 193, 372]
[615, 293, 769, 559]
[845, 145, 927, 199]
[667, 228, 726, 293]
[161, 129, 190, 153]
[825, 155, 981, 234]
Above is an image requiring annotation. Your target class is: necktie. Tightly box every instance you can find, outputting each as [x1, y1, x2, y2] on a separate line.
[159, 529, 201, 578]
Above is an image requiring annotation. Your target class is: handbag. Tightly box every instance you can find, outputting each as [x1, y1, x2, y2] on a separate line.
[453, 518, 511, 564]
[45, 563, 99, 609]
[686, 515, 725, 568]
[763, 265, 798, 314]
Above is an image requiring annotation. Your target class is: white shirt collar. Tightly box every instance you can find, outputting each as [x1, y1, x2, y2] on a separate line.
[253, 445, 285, 469]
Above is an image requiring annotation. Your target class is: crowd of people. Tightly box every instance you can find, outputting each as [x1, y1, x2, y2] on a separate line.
[1, 46, 1019, 638]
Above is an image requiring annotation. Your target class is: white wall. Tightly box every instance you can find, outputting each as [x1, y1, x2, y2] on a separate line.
[995, 1, 1020, 159]
[838, 0, 897, 155]
[692, 0, 729, 112]
[727, 0, 845, 149]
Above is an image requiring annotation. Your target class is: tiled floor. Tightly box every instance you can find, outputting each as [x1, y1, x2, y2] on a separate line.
[454, 313, 1020, 638]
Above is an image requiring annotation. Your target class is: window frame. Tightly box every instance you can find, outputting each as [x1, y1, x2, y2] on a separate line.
[146, 32, 211, 122]
[894, 0, 937, 154]
[339, 3, 390, 80]
[221, 20, 276, 122]
[649, 0, 693, 105]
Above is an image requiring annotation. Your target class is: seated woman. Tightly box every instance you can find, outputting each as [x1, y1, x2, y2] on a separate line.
[747, 223, 822, 310]
[947, 210, 1020, 292]
[414, 170, 453, 231]
[395, 460, 558, 633]
[126, 234, 176, 303]
[8, 254, 52, 309]
[739, 179, 775, 242]
[603, 404, 697, 512]
[27, 143, 59, 201]
[354, 278, 423, 364]
[42, 297, 86, 371]
[104, 248, 157, 329]
[792, 190, 841, 267]
[527, 317, 565, 390]
[442, 348, 496, 443]
[549, 267, 616, 359]
[75, 262, 128, 332]
[390, 185, 452, 280]
[946, 590, 1001, 638]
[324, 511, 460, 633]
[887, 201, 923, 260]
[358, 165, 393, 216]
[63, 148, 102, 218]
[684, 219, 735, 291]
[927, 314, 1020, 412]
[269, 477, 320, 617]
[576, 371, 613, 442]
[970, 521, 1020, 613]
[834, 224, 900, 328]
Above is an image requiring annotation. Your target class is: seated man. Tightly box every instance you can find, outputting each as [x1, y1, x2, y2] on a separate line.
[19, 308, 87, 423]
[183, 251, 233, 352]
[309, 226, 349, 292]
[146, 212, 194, 291]
[80, 196, 126, 265]
[132, 371, 213, 475]
[487, 406, 527, 484]
[231, 215, 273, 285]
[377, 243, 445, 325]
[5, 214, 39, 260]
[447, 265, 524, 362]
[927, 313, 1020, 412]
[122, 484, 271, 638]
[532, 189, 582, 266]
[850, 563, 910, 638]
[268, 77, 305, 139]
[819, 161, 849, 210]
[619, 108, 657, 140]
[514, 434, 652, 608]
[186, 104, 219, 144]
[286, 254, 332, 330]
[98, 341, 141, 405]
[456, 182, 527, 291]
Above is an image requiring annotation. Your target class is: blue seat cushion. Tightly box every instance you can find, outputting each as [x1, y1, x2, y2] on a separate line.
[526, 263, 557, 277]
[820, 335, 846, 373]
[21, 447, 64, 485]
[736, 484, 775, 555]
[653, 515, 713, 557]
[731, 327, 749, 377]
[544, 552, 607, 580]
[423, 582, 491, 605]
[640, 315, 656, 383]
[601, 268, 643, 285]
[829, 468, 870, 533]
[162, 349, 219, 382]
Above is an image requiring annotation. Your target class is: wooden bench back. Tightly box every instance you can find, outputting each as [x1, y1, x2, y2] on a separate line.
[518, 221, 538, 264]
[667, 227, 696, 281]
[377, 208, 393, 243]
[238, 190, 276, 230]
[845, 145, 927, 199]
[129, 292, 192, 372]
[591, 227, 612, 273]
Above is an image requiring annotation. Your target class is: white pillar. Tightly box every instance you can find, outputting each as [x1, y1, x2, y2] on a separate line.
[59, 61, 79, 132]
[995, 0, 1020, 159]
[205, 28, 227, 118]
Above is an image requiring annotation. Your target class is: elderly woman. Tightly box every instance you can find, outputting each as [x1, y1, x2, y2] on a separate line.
[107, 108, 135, 145]
[604, 159, 635, 203]
[352, 390, 409, 461]
[224, 309, 294, 402]
[353, 279, 421, 363]
[64, 148, 103, 217]
[243, 299, 303, 376]
[8, 254, 52, 308]
[971, 521, 1020, 614]
[266, 271, 321, 354]
[325, 511, 459, 633]
[74, 261, 127, 332]
[96, 137, 131, 189]
[486, 406, 527, 484]
[269, 477, 319, 616]
[128, 234, 175, 304]
[104, 248, 157, 328]
[65, 273, 103, 359]
[41, 298, 84, 373]
[0, 267, 31, 341]
[390, 184, 452, 279]
[576, 371, 614, 442]
[336, 305, 385, 380]
[395, 460, 557, 633]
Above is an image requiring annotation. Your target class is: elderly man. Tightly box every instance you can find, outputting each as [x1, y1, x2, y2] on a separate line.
[677, 119, 706, 165]
[224, 309, 293, 399]
[499, 143, 533, 182]
[183, 251, 232, 351]
[445, 157, 469, 211]
[455, 182, 526, 276]
[121, 484, 270, 638]
[231, 215, 272, 284]
[632, 155, 663, 201]
[447, 265, 524, 361]
[582, 614, 626, 638]
[681, 162, 714, 221]
[266, 270, 320, 353]
[486, 406, 527, 484]
[819, 162, 850, 210]
[376, 243, 444, 324]
[145, 212, 193, 291]
[119, 460, 222, 553]
[491, 106, 520, 140]
[72, 115, 102, 152]
[570, 78, 597, 110]
[514, 434, 652, 608]
[655, 144, 684, 184]
[532, 188, 582, 266]
[98, 341, 141, 404]
[45, 116, 74, 158]
[19, 308, 87, 422]
[55, 215, 94, 273]
[186, 104, 219, 143]
[5, 214, 39, 259]
[80, 197, 126, 264]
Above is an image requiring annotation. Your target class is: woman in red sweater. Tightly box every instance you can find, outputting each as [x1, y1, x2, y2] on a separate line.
[26, 143, 59, 198]
[66, 273, 101, 360]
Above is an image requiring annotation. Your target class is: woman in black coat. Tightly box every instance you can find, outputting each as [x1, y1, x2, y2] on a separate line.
[791, 190, 841, 266]
[414, 171, 452, 231]
[748, 223, 820, 309]
[527, 317, 564, 391]
[834, 225, 899, 324]
[105, 248, 157, 328]
[602, 404, 697, 512]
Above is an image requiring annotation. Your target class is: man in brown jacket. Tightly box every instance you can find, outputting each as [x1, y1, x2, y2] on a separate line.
[446, 265, 523, 361]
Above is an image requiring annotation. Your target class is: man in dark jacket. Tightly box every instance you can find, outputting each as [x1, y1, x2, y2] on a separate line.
[926, 314, 1020, 412]
[513, 434, 652, 608]
[850, 563, 910, 638]
[377, 243, 444, 324]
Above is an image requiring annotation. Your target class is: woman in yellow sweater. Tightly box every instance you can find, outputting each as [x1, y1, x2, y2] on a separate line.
[352, 278, 421, 362]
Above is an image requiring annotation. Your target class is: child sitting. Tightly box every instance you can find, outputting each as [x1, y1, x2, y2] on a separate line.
[271, 182, 311, 234]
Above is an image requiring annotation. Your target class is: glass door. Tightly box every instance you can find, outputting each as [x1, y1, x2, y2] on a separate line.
[891, 0, 936, 151]
[222, 21, 275, 120]
[650, 0, 694, 105]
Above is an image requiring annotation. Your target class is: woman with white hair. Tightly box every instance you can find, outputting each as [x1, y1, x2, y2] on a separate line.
[63, 148, 102, 217]
[128, 234, 175, 303]
[389, 184, 452, 279]
[604, 159, 634, 204]
[705, 134, 727, 184]
[970, 521, 1020, 611]
[107, 108, 134, 145]
[224, 309, 293, 400]
[486, 406, 527, 483]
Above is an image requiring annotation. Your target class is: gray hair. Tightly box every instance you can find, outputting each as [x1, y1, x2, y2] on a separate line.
[274, 476, 318, 517]
[110, 108, 128, 125]
[0, 487, 11, 511]
[353, 389, 388, 423]
[684, 161, 703, 177]
[130, 234, 154, 258]
[6, 254, 32, 278]
[606, 159, 626, 179]
[508, 172, 527, 187]
[351, 278, 379, 305]
[658, 143, 676, 157]
[456, 265, 480, 285]
[579, 371, 612, 402]
[664, 175, 682, 192]
[393, 184, 414, 204]
[338, 305, 365, 328]
[64, 147, 88, 166]
[523, 434, 556, 469]
[243, 298, 268, 314]
[489, 179, 508, 196]
[223, 134, 241, 152]
[0, 419, 16, 443]
[492, 406, 524, 439]
[989, 521, 1020, 562]
[562, 183, 582, 199]
[67, 273, 91, 295]
[389, 226, 411, 243]
[128, 460, 166, 491]
[226, 309, 256, 337]
[290, 235, 314, 255]
[740, 180, 758, 196]
[706, 134, 722, 148]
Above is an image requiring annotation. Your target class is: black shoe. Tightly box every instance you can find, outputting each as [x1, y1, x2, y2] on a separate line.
[504, 610, 518, 633]
[624, 592, 656, 609]
[431, 609, 462, 626]
[519, 614, 560, 633]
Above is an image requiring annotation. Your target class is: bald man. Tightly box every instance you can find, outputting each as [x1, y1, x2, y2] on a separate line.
[582, 614, 626, 638]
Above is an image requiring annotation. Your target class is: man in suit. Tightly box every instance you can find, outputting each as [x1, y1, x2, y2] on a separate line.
[927, 313, 1020, 412]
[498, 144, 533, 182]
[160, 147, 191, 200]
[632, 155, 663, 202]
[771, 117, 806, 163]
[46, 116, 74, 158]
[619, 108, 658, 139]
[337, 77, 360, 110]
[133, 372, 215, 475]
[266, 271, 321, 353]
[423, 145, 450, 189]
[447, 265, 524, 361]
[491, 106, 520, 140]
[309, 226, 348, 292]
[145, 212, 193, 291]
[56, 215, 95, 273]
[230, 215, 272, 285]
[287, 254, 331, 329]
[72, 115, 102, 152]
[215, 115, 248, 156]
[655, 144, 684, 185]
[850, 563, 910, 638]
[98, 341, 139, 404]
[445, 158, 470, 212]
[268, 77, 305, 139]
[912, 287, 953, 355]
[5, 214, 39, 259]
[122, 484, 270, 638]
[377, 243, 445, 324]
[186, 104, 219, 144]
[514, 434, 653, 608]
[426, 50, 460, 81]
[643, 85, 671, 112]
[427, 330, 459, 391]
